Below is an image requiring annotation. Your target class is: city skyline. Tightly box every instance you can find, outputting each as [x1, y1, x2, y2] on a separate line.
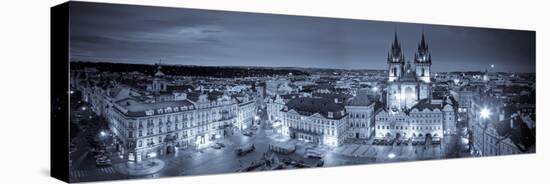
[69, 2, 535, 73]
[61, 2, 535, 183]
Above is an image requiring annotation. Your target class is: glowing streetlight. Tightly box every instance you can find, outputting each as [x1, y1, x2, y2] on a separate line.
[100, 131, 107, 137]
[453, 78, 460, 85]
[480, 108, 491, 119]
[387, 153, 396, 159]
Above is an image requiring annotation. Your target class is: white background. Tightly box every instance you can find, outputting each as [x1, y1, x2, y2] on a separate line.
[0, 0, 547, 183]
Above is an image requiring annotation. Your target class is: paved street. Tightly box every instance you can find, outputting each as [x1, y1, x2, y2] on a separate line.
[69, 107, 471, 183]
[325, 133, 469, 166]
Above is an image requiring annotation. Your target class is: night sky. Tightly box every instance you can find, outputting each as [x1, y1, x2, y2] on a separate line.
[69, 2, 536, 72]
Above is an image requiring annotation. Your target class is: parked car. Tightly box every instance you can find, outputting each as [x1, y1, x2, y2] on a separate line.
[94, 154, 108, 160]
[304, 149, 324, 159]
[216, 142, 225, 148]
[316, 159, 325, 167]
[211, 144, 222, 149]
[95, 157, 111, 166]
[92, 149, 105, 156]
[242, 131, 253, 137]
[236, 144, 255, 156]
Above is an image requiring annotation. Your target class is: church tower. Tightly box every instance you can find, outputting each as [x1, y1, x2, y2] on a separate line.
[414, 32, 432, 83]
[152, 60, 167, 92]
[414, 33, 432, 100]
[387, 32, 405, 82]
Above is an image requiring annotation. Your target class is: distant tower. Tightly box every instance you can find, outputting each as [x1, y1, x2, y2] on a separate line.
[414, 32, 432, 83]
[152, 59, 167, 92]
[387, 32, 405, 82]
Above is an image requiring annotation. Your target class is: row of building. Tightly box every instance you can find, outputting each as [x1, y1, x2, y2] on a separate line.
[267, 33, 459, 147]
[72, 65, 260, 162]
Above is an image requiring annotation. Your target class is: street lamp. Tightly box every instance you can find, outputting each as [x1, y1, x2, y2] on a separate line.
[480, 108, 491, 119]
[387, 153, 396, 159]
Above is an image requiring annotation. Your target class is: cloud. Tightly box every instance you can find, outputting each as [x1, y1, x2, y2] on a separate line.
[68, 1, 535, 72]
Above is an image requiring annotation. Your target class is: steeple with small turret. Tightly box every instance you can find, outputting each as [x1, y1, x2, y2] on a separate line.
[414, 32, 432, 83]
[387, 32, 405, 82]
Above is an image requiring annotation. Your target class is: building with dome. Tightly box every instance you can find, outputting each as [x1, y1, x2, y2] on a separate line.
[150, 63, 168, 92]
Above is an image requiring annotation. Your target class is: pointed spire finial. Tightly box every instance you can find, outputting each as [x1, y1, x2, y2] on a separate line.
[393, 31, 399, 47]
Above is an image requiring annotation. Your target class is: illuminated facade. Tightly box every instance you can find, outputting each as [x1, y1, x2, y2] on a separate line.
[107, 93, 239, 162]
[376, 33, 457, 139]
[375, 98, 455, 139]
[386, 33, 432, 110]
[280, 97, 348, 147]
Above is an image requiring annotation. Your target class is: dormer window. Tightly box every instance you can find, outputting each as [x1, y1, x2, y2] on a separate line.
[328, 112, 333, 118]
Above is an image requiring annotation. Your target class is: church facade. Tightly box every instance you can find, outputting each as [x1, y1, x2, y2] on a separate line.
[376, 33, 457, 140]
[386, 33, 432, 110]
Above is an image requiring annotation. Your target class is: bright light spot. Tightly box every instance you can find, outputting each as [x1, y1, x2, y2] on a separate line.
[277, 129, 281, 133]
[148, 152, 157, 158]
[491, 64, 495, 68]
[254, 115, 260, 120]
[81, 106, 87, 111]
[215, 134, 221, 139]
[480, 108, 491, 119]
[453, 78, 460, 85]
[100, 131, 107, 136]
[372, 87, 379, 92]
[388, 153, 396, 159]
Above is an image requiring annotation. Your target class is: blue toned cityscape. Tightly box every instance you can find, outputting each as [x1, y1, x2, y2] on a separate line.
[67, 2, 535, 183]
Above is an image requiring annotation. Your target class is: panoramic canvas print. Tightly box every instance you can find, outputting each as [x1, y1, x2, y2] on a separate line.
[65, 1, 535, 182]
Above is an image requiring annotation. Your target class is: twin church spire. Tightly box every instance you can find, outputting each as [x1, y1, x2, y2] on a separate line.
[387, 32, 405, 64]
[415, 32, 432, 63]
[387, 31, 432, 83]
